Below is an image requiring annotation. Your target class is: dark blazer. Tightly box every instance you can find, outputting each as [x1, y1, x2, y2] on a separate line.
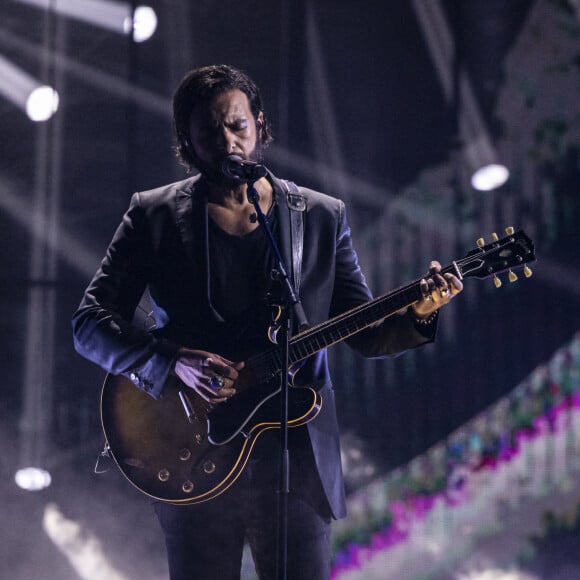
[72, 173, 434, 518]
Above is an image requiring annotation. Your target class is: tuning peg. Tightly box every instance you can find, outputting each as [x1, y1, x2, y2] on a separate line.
[524, 265, 533, 278]
[492, 232, 499, 242]
[477, 238, 485, 248]
[505, 226, 515, 236]
[494, 275, 502, 288]
[508, 270, 518, 283]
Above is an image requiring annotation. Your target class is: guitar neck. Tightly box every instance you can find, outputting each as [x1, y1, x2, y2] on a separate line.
[246, 228, 535, 382]
[289, 273, 440, 363]
[247, 268, 451, 382]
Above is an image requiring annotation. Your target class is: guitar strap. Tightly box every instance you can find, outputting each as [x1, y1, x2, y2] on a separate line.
[281, 179, 309, 328]
[281, 179, 305, 295]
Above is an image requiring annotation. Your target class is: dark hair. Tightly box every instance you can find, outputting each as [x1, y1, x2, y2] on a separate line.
[172, 64, 273, 171]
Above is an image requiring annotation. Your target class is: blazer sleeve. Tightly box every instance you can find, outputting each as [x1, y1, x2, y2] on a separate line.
[329, 200, 436, 358]
[72, 192, 179, 399]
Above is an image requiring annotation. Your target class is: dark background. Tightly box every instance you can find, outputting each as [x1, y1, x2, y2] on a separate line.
[1, 1, 579, 567]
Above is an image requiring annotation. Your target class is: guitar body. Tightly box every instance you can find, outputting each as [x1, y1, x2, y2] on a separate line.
[101, 373, 322, 504]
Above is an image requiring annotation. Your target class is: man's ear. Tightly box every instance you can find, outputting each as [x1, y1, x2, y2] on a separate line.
[256, 111, 264, 130]
[184, 137, 197, 157]
[182, 137, 200, 166]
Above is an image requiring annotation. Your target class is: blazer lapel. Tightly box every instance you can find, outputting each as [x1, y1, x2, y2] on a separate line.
[174, 177, 223, 321]
[174, 180, 198, 264]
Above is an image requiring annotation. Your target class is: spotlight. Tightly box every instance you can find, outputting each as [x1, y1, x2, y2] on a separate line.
[124, 5, 158, 43]
[26, 85, 59, 121]
[0, 55, 59, 121]
[16, 0, 158, 42]
[14, 467, 52, 491]
[471, 163, 510, 192]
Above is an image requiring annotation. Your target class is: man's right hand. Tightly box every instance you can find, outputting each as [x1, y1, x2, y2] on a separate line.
[173, 348, 244, 404]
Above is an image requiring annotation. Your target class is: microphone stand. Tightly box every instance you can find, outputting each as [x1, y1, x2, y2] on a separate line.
[246, 179, 308, 580]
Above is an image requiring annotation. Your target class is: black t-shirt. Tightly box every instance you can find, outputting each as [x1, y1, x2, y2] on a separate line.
[208, 207, 278, 320]
[206, 201, 281, 358]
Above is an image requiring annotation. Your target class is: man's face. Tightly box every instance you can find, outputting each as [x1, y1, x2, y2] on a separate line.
[188, 89, 263, 182]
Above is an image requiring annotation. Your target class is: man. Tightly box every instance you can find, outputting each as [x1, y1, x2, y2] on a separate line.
[72, 64, 462, 580]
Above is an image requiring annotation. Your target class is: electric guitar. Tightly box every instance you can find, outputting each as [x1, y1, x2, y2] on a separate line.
[100, 228, 535, 504]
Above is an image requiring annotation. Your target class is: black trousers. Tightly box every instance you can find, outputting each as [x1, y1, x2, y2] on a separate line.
[153, 429, 332, 580]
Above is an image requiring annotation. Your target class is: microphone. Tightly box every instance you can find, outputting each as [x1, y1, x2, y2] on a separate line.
[221, 155, 268, 182]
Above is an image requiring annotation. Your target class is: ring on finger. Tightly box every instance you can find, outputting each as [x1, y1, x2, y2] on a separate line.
[440, 288, 449, 298]
[209, 375, 226, 390]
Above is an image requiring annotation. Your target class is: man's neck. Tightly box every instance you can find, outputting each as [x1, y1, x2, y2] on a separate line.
[205, 177, 274, 236]
[207, 183, 247, 207]
[207, 177, 272, 210]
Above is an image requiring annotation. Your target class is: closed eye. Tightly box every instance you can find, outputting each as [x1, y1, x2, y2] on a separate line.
[228, 119, 249, 132]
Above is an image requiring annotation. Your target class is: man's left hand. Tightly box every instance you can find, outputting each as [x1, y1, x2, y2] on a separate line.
[412, 260, 463, 318]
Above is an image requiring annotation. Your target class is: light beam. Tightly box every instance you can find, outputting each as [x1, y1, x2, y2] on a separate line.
[15, 0, 158, 42]
[0, 54, 59, 121]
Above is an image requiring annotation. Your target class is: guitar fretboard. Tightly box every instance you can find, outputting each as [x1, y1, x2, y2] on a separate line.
[244, 229, 535, 384]
[245, 274, 435, 383]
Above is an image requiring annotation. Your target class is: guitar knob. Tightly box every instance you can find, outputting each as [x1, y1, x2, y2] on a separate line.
[179, 448, 191, 461]
[158, 469, 170, 482]
[524, 265, 533, 278]
[476, 238, 485, 248]
[492, 232, 499, 242]
[203, 460, 216, 474]
[493, 275, 502, 288]
[182, 480, 194, 493]
[505, 226, 515, 236]
[508, 270, 518, 283]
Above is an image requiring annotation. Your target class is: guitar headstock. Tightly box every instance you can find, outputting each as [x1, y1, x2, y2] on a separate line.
[456, 228, 536, 286]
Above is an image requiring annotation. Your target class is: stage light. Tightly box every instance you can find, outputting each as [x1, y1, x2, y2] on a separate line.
[26, 85, 60, 121]
[124, 5, 157, 43]
[14, 467, 52, 491]
[15, 0, 158, 42]
[471, 163, 510, 192]
[0, 55, 59, 121]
